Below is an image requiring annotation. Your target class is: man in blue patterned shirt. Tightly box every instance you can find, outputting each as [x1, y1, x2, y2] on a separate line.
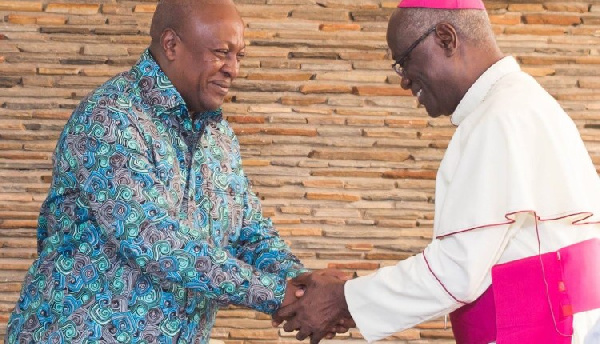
[6, 0, 307, 342]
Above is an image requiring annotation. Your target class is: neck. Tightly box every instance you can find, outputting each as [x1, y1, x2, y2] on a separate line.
[457, 45, 504, 101]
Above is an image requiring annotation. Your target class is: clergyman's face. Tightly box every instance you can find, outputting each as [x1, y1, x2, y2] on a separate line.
[386, 15, 459, 117]
[172, 5, 245, 114]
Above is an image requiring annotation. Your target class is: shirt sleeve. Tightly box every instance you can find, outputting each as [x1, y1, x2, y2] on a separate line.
[58, 107, 297, 314]
[234, 180, 308, 281]
[344, 221, 519, 342]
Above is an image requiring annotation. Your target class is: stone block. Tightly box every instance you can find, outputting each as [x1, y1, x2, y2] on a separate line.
[383, 169, 437, 180]
[339, 51, 387, 61]
[335, 108, 389, 116]
[504, 25, 567, 35]
[95, 26, 140, 35]
[317, 71, 387, 83]
[102, 4, 132, 15]
[38, 66, 80, 75]
[277, 227, 323, 236]
[319, 23, 360, 31]
[523, 14, 581, 25]
[291, 7, 349, 21]
[46, 3, 100, 15]
[353, 85, 411, 96]
[300, 61, 352, 71]
[351, 9, 394, 22]
[545, 3, 589, 13]
[346, 117, 384, 127]
[19, 42, 81, 54]
[309, 149, 411, 162]
[507, 4, 544, 12]
[6, 15, 36, 25]
[246, 71, 313, 81]
[0, 1, 42, 12]
[280, 95, 327, 106]
[0, 64, 36, 76]
[385, 118, 429, 128]
[0, 76, 20, 87]
[300, 83, 352, 94]
[133, 4, 157, 13]
[40, 26, 91, 34]
[237, 5, 291, 19]
[489, 13, 522, 25]
[262, 128, 317, 136]
[306, 192, 360, 202]
[36, 15, 67, 25]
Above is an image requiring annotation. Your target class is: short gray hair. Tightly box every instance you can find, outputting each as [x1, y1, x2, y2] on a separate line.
[392, 8, 495, 46]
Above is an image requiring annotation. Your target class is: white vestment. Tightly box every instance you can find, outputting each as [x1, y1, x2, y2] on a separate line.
[345, 57, 600, 343]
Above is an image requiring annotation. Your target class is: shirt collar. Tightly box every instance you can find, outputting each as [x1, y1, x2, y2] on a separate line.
[130, 49, 222, 131]
[450, 56, 521, 126]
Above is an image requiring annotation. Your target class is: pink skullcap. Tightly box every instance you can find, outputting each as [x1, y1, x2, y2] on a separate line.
[397, 0, 485, 10]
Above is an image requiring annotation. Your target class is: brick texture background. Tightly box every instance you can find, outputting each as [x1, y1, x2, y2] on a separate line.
[1, 0, 600, 343]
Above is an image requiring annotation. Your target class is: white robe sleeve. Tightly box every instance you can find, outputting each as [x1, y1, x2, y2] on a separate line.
[345, 220, 520, 342]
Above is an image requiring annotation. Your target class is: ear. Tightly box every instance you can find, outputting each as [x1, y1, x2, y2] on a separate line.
[160, 28, 179, 62]
[434, 23, 458, 57]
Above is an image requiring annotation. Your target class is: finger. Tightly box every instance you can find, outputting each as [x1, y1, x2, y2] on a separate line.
[325, 332, 335, 340]
[310, 330, 328, 344]
[276, 300, 300, 318]
[283, 318, 301, 332]
[271, 319, 282, 327]
[341, 318, 356, 328]
[295, 288, 305, 298]
[334, 325, 349, 333]
[296, 328, 311, 341]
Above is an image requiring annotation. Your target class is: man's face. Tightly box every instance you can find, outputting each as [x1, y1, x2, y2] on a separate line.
[387, 18, 460, 117]
[171, 6, 245, 114]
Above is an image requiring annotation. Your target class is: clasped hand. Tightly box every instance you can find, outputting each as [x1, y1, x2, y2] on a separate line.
[272, 269, 356, 344]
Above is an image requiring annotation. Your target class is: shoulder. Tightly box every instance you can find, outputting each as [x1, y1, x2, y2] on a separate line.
[67, 72, 147, 137]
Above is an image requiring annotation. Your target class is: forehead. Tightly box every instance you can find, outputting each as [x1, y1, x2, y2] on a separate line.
[186, 5, 245, 45]
[386, 11, 414, 57]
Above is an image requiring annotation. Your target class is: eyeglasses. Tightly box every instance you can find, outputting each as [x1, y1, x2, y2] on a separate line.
[391, 26, 437, 76]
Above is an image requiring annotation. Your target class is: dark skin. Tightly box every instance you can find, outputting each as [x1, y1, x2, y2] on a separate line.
[149, 0, 245, 117]
[386, 10, 503, 118]
[272, 269, 356, 344]
[274, 9, 505, 344]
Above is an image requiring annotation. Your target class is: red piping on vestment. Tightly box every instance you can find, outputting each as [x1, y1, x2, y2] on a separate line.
[423, 252, 468, 305]
[435, 210, 598, 239]
[426, 210, 599, 305]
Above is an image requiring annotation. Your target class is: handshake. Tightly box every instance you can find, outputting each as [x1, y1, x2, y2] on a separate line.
[272, 269, 357, 344]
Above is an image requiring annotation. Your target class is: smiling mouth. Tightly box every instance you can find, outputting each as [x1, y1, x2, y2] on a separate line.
[212, 82, 230, 95]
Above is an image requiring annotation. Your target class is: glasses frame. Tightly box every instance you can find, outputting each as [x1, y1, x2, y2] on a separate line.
[391, 25, 437, 76]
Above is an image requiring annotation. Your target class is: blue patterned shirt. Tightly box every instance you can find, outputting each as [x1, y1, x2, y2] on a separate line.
[6, 50, 306, 344]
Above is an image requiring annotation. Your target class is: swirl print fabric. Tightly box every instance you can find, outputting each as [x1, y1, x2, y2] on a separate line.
[6, 50, 306, 344]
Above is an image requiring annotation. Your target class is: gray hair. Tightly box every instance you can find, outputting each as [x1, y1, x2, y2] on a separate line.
[391, 8, 496, 46]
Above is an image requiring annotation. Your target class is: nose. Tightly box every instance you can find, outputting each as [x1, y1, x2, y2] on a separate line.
[221, 55, 240, 79]
[400, 74, 411, 90]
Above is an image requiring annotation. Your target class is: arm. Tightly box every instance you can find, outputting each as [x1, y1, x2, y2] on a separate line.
[345, 220, 520, 342]
[60, 108, 297, 314]
[234, 177, 307, 280]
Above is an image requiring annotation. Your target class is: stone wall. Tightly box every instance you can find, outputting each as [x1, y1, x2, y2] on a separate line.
[0, 0, 599, 342]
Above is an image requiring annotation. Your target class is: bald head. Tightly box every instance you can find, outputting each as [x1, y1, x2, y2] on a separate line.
[150, 0, 241, 50]
[147, 0, 245, 115]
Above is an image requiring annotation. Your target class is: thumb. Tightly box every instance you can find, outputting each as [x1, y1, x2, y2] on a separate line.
[295, 287, 305, 298]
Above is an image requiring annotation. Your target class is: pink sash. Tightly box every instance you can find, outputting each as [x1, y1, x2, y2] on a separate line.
[450, 238, 600, 344]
